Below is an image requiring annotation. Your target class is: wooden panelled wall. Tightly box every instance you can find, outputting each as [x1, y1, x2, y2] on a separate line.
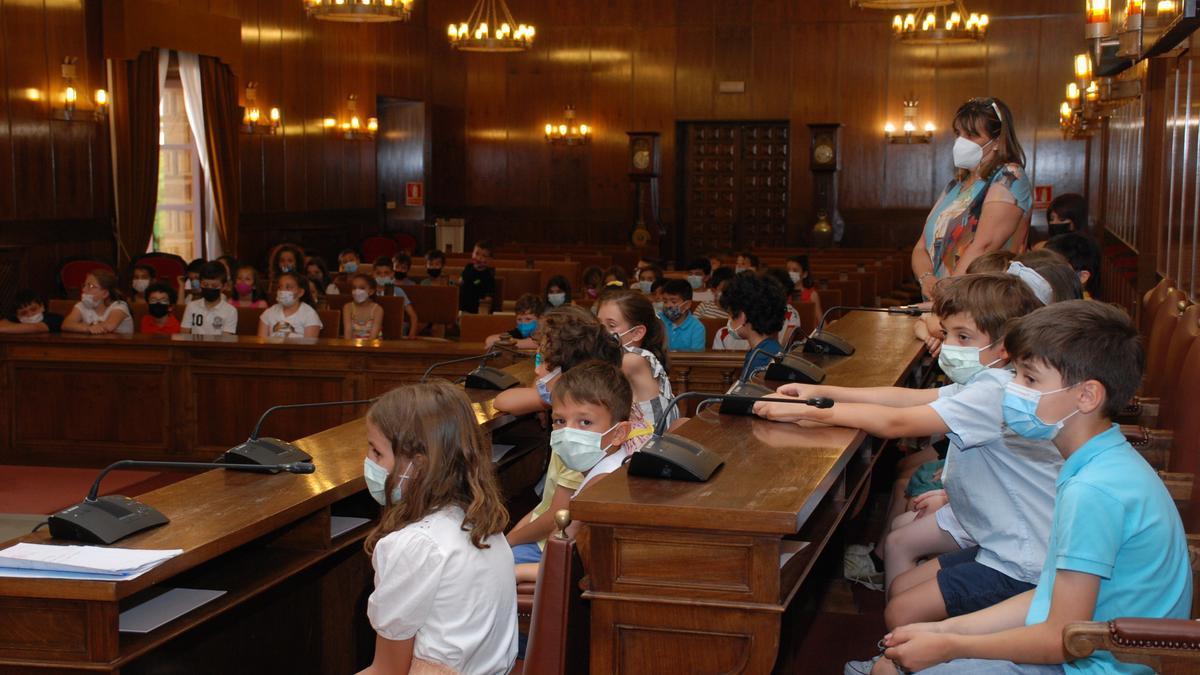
[2, 0, 1092, 299]
[453, 0, 1087, 249]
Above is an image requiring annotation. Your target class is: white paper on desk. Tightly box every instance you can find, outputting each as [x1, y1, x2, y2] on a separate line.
[491, 443, 516, 463]
[119, 588, 226, 634]
[0, 543, 182, 577]
[0, 565, 158, 582]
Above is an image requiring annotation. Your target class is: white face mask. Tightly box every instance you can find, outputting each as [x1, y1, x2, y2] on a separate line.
[132, 279, 151, 293]
[686, 275, 703, 289]
[635, 280, 653, 294]
[547, 292, 566, 307]
[652, 301, 665, 315]
[937, 339, 1001, 385]
[81, 294, 102, 310]
[363, 458, 411, 505]
[551, 422, 621, 472]
[953, 136, 994, 171]
[612, 325, 640, 347]
[352, 288, 369, 303]
[788, 271, 802, 284]
[734, 266, 749, 274]
[276, 290, 297, 308]
[726, 316, 744, 338]
[19, 312, 43, 325]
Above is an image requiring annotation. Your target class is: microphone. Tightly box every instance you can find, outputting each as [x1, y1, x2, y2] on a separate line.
[49, 459, 317, 545]
[628, 391, 834, 482]
[736, 346, 826, 394]
[803, 305, 929, 357]
[420, 350, 519, 391]
[220, 399, 376, 466]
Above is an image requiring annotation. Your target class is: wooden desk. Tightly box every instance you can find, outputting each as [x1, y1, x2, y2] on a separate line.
[572, 312, 925, 674]
[0, 361, 541, 674]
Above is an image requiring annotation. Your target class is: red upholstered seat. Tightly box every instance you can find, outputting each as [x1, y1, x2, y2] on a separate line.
[360, 236, 399, 263]
[135, 253, 188, 293]
[59, 259, 114, 296]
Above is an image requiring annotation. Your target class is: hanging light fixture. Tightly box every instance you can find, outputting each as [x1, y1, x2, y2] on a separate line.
[448, 0, 535, 52]
[305, 0, 413, 23]
[892, 0, 988, 44]
[544, 106, 591, 146]
[852, 0, 952, 8]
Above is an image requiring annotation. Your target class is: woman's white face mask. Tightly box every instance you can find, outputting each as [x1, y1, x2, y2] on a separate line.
[953, 136, 995, 171]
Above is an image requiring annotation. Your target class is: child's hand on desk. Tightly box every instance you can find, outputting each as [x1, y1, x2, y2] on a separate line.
[910, 489, 947, 517]
[87, 324, 109, 335]
[774, 382, 821, 400]
[753, 394, 817, 423]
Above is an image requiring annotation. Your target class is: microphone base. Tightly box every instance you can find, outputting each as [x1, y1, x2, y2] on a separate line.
[48, 496, 169, 545]
[802, 330, 856, 357]
[464, 366, 520, 391]
[627, 435, 725, 482]
[765, 355, 827, 384]
[720, 382, 775, 415]
[220, 438, 313, 468]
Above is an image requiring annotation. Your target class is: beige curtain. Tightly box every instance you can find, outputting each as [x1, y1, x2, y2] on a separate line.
[198, 56, 240, 257]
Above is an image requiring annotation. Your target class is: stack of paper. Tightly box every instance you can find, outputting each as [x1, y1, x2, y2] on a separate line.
[0, 543, 183, 581]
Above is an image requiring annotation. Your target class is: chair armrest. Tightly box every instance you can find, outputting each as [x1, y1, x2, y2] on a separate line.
[1065, 619, 1200, 670]
[1115, 397, 1160, 426]
[1159, 472, 1194, 503]
[1121, 425, 1173, 470]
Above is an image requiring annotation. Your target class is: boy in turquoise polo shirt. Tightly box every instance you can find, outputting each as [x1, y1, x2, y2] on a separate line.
[659, 279, 705, 352]
[876, 300, 1191, 675]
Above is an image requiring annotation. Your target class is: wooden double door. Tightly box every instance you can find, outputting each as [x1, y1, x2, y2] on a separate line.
[679, 121, 790, 256]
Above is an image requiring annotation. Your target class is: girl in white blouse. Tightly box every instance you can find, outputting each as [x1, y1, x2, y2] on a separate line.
[359, 381, 517, 675]
[62, 270, 133, 335]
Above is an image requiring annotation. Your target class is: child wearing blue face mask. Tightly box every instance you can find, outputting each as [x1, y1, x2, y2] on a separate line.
[876, 300, 1190, 675]
[361, 381, 517, 675]
[509, 360, 653, 582]
[484, 293, 545, 350]
[756, 274, 1063, 643]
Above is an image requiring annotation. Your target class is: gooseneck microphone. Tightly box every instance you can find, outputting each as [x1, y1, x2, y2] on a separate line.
[420, 350, 519, 390]
[803, 305, 929, 357]
[51, 459, 317, 545]
[221, 398, 377, 466]
[739, 346, 827, 386]
[628, 391, 834, 482]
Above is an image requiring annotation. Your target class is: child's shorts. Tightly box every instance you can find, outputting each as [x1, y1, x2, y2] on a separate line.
[512, 542, 543, 565]
[935, 546, 1035, 617]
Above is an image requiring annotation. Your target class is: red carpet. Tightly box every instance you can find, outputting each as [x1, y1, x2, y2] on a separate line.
[0, 465, 192, 515]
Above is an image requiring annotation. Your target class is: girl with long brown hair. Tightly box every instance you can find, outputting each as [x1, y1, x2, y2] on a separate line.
[595, 289, 677, 429]
[360, 381, 517, 675]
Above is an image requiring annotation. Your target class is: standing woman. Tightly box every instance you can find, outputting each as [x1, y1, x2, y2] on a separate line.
[912, 97, 1033, 300]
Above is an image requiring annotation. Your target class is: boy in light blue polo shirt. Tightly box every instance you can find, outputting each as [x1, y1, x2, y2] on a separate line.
[756, 274, 1057, 629]
[658, 279, 705, 352]
[878, 300, 1191, 675]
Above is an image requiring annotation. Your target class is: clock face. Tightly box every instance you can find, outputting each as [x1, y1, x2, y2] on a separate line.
[814, 143, 834, 165]
[633, 149, 651, 170]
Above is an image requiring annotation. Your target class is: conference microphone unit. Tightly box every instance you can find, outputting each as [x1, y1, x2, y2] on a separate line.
[720, 346, 823, 415]
[421, 350, 519, 391]
[628, 391, 834, 482]
[48, 459, 316, 545]
[802, 305, 929, 357]
[220, 399, 377, 467]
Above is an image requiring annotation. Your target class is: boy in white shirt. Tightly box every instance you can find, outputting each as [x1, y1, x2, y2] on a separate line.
[181, 262, 238, 336]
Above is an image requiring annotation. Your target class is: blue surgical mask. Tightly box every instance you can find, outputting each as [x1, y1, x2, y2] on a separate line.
[536, 367, 561, 405]
[937, 338, 1001, 385]
[1002, 382, 1079, 440]
[663, 306, 684, 322]
[516, 320, 537, 338]
[343, 262, 358, 274]
[551, 423, 620, 472]
[375, 276, 393, 286]
[363, 458, 411, 505]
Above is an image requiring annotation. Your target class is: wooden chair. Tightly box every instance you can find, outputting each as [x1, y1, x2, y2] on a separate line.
[375, 296, 408, 339]
[1142, 292, 1187, 398]
[461, 313, 517, 343]
[1141, 277, 1176, 337]
[318, 309, 340, 338]
[236, 307, 266, 336]
[403, 285, 459, 329]
[513, 510, 589, 675]
[49, 299, 75, 317]
[360, 235, 399, 263]
[1123, 303, 1200, 429]
[535, 261, 581, 294]
[699, 316, 728, 347]
[792, 301, 819, 336]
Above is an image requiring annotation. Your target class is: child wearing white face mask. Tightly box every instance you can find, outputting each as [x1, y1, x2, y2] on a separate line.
[342, 273, 383, 340]
[360, 381, 517, 675]
[0, 290, 65, 334]
[257, 272, 323, 339]
[595, 290, 677, 430]
[509, 360, 653, 583]
[63, 270, 134, 335]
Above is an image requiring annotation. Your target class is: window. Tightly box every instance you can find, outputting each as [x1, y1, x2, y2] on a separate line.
[152, 75, 204, 261]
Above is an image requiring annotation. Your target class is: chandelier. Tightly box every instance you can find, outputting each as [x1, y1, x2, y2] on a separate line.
[852, 0, 951, 8]
[544, 106, 590, 146]
[892, 0, 988, 44]
[448, 0, 534, 52]
[305, 0, 413, 23]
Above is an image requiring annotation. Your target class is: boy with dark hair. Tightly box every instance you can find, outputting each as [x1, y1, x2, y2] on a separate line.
[180, 258, 206, 302]
[719, 271, 786, 372]
[141, 282, 181, 334]
[371, 256, 420, 337]
[0, 290, 64, 334]
[687, 258, 714, 303]
[421, 249, 449, 286]
[459, 241, 496, 313]
[1045, 232, 1101, 299]
[659, 279, 705, 352]
[337, 248, 361, 274]
[392, 252, 416, 286]
[878, 300, 1190, 675]
[485, 293, 546, 349]
[757, 275, 1064, 650]
[182, 262, 237, 335]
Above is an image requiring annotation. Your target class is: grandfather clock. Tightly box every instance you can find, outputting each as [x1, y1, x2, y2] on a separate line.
[808, 123, 842, 246]
[627, 132, 662, 249]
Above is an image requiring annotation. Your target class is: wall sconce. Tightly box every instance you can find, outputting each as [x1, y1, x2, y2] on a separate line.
[1118, 0, 1145, 57]
[544, 105, 591, 146]
[325, 94, 376, 140]
[1074, 53, 1094, 92]
[241, 82, 281, 135]
[1086, 0, 1113, 39]
[884, 96, 934, 144]
[52, 57, 105, 122]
